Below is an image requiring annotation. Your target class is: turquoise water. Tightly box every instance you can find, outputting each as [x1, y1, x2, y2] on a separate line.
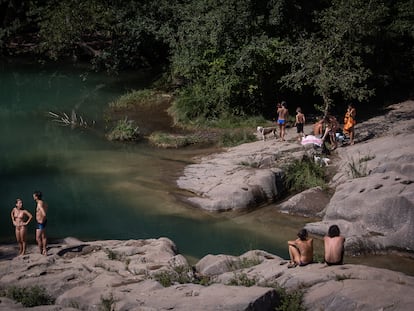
[0, 60, 306, 260]
[1, 61, 413, 276]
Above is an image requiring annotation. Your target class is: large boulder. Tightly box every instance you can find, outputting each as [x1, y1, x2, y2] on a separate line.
[306, 101, 414, 254]
[177, 133, 307, 212]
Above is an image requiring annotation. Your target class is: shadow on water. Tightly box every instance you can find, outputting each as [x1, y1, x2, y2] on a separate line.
[1, 60, 413, 276]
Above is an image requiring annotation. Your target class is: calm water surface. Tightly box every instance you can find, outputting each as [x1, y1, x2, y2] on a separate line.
[1, 61, 412, 275]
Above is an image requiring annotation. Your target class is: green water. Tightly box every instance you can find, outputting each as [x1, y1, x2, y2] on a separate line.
[1, 61, 413, 276]
[0, 60, 303, 260]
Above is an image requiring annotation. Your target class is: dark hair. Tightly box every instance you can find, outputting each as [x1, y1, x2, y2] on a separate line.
[328, 225, 340, 237]
[297, 228, 308, 241]
[281, 101, 287, 108]
[33, 190, 42, 200]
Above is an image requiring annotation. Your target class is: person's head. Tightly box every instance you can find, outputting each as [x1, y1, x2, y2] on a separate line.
[297, 228, 308, 241]
[348, 103, 354, 109]
[281, 101, 287, 108]
[328, 225, 340, 238]
[33, 190, 42, 200]
[296, 107, 302, 113]
[16, 198, 23, 208]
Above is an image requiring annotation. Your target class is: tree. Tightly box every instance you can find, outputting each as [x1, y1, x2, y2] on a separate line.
[280, 0, 388, 115]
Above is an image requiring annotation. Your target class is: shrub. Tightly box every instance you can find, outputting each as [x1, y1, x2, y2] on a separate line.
[2, 285, 54, 307]
[227, 272, 257, 287]
[275, 287, 305, 311]
[109, 89, 162, 109]
[283, 156, 327, 193]
[347, 153, 375, 178]
[106, 117, 140, 141]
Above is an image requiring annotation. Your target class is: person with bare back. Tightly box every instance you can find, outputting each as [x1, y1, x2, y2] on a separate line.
[11, 198, 33, 255]
[287, 228, 313, 268]
[277, 101, 289, 141]
[33, 190, 48, 255]
[324, 224, 345, 265]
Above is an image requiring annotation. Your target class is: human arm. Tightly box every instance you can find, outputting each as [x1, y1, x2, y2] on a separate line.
[10, 208, 16, 226]
[23, 210, 33, 226]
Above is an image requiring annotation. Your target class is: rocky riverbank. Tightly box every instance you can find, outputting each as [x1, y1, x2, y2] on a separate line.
[1, 101, 413, 310]
[177, 100, 414, 256]
[1, 237, 414, 310]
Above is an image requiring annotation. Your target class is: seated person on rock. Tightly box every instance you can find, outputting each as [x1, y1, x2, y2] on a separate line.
[287, 228, 313, 268]
[324, 224, 345, 265]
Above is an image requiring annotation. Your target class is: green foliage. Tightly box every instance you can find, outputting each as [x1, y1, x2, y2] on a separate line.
[275, 287, 305, 311]
[109, 89, 168, 110]
[106, 117, 140, 141]
[153, 265, 193, 287]
[2, 0, 414, 124]
[347, 153, 374, 178]
[280, 0, 388, 114]
[283, 156, 326, 193]
[2, 285, 55, 307]
[149, 132, 202, 148]
[227, 272, 257, 287]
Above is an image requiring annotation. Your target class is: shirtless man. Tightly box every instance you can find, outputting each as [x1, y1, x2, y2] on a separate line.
[294, 107, 305, 141]
[277, 101, 289, 141]
[287, 228, 313, 268]
[324, 224, 345, 265]
[11, 198, 33, 255]
[33, 190, 48, 255]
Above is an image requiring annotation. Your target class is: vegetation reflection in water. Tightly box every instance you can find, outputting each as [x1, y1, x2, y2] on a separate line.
[0, 61, 304, 261]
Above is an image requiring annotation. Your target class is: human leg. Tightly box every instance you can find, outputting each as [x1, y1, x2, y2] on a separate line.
[36, 228, 43, 254]
[288, 245, 300, 267]
[15, 227, 23, 255]
[41, 230, 47, 255]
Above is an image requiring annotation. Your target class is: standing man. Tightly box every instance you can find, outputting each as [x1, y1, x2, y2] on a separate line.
[294, 107, 306, 142]
[33, 190, 48, 255]
[277, 101, 289, 141]
[324, 224, 345, 265]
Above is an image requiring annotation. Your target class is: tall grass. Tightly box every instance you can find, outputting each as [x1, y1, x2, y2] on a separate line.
[283, 156, 327, 193]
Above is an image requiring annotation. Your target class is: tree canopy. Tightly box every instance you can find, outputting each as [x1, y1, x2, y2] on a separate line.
[1, 0, 413, 123]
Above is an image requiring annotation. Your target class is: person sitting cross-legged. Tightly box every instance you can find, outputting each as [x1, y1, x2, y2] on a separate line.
[287, 228, 313, 268]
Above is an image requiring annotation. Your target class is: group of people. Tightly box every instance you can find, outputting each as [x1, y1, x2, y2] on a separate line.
[287, 225, 345, 268]
[314, 103, 357, 148]
[277, 101, 357, 147]
[10, 191, 48, 256]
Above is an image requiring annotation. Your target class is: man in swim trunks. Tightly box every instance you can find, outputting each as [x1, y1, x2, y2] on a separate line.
[287, 228, 313, 268]
[277, 101, 289, 141]
[324, 224, 345, 265]
[33, 190, 48, 255]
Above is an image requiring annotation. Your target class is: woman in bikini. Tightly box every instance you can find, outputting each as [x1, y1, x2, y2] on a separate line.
[11, 198, 33, 255]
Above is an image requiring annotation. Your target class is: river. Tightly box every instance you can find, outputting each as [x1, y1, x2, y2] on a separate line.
[1, 60, 412, 275]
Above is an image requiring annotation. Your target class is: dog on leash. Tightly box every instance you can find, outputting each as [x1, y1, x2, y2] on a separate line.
[257, 126, 277, 141]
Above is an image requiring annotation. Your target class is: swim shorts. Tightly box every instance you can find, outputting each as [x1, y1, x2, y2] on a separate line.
[37, 220, 47, 230]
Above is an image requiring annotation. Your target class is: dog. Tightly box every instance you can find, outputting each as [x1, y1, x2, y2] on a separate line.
[257, 126, 278, 141]
[314, 155, 331, 167]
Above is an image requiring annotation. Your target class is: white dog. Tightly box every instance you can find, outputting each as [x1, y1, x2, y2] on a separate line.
[257, 126, 277, 141]
[314, 155, 331, 167]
